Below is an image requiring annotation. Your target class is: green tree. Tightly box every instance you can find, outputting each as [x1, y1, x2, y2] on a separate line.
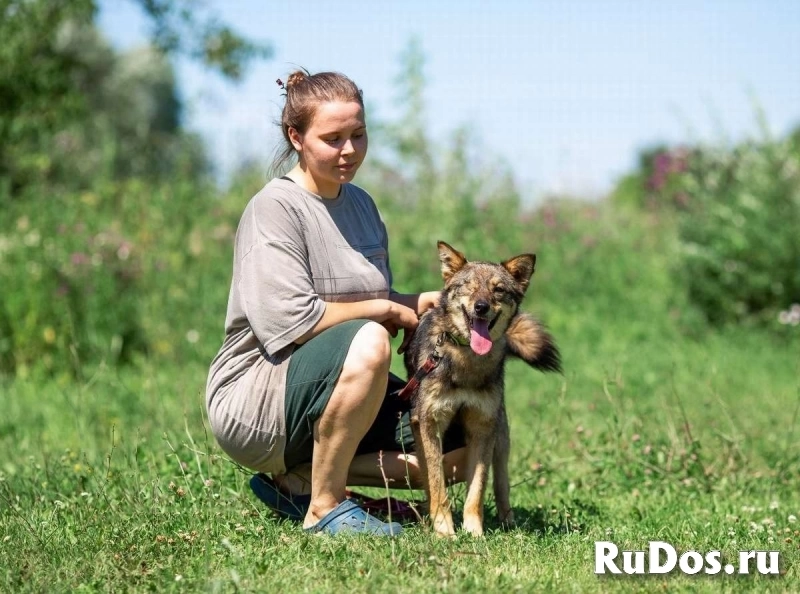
[0, 0, 271, 196]
[0, 0, 271, 377]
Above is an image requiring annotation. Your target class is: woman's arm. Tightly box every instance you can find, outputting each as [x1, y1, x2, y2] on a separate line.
[294, 298, 419, 345]
[389, 291, 441, 316]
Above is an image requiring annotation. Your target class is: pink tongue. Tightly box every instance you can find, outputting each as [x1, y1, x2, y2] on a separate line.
[470, 319, 493, 355]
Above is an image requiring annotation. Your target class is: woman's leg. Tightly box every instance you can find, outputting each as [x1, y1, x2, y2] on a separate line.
[346, 448, 467, 489]
[276, 448, 467, 493]
[298, 321, 392, 529]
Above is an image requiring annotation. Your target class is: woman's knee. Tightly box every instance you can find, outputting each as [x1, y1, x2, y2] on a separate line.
[342, 321, 391, 377]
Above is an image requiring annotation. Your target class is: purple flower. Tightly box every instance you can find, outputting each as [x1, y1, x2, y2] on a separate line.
[70, 252, 90, 266]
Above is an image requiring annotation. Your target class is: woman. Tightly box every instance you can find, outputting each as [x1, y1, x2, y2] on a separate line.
[206, 70, 465, 536]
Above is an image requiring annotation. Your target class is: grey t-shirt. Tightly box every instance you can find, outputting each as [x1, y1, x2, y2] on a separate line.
[205, 178, 394, 474]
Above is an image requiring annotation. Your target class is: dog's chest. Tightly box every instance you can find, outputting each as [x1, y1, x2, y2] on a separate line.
[425, 387, 501, 422]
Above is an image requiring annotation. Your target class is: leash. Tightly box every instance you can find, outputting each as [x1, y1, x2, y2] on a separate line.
[397, 352, 441, 401]
[397, 332, 467, 400]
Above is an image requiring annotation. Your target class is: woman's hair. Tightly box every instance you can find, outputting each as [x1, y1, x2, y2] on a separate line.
[271, 69, 364, 175]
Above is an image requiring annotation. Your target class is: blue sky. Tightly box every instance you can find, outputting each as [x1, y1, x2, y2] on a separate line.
[99, 0, 800, 201]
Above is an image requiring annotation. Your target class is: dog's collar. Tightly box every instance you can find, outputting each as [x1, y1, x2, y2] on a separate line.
[443, 331, 470, 347]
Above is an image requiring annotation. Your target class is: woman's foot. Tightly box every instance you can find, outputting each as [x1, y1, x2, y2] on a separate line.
[249, 473, 311, 521]
[272, 464, 312, 496]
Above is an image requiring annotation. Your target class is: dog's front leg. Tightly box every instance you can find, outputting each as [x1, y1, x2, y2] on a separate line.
[461, 407, 497, 537]
[492, 401, 514, 526]
[411, 408, 456, 537]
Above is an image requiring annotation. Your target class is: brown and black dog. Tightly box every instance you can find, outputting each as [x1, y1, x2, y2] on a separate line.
[403, 241, 561, 537]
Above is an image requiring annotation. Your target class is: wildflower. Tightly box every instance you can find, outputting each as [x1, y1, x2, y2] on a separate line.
[186, 330, 200, 344]
[42, 327, 56, 344]
[789, 515, 797, 523]
[24, 230, 41, 247]
[778, 304, 800, 326]
[117, 242, 131, 261]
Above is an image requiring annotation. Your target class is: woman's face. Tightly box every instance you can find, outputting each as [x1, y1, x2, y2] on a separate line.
[290, 100, 368, 198]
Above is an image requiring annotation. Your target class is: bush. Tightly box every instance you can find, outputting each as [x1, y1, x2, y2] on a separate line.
[0, 178, 236, 378]
[677, 139, 800, 325]
[612, 127, 800, 328]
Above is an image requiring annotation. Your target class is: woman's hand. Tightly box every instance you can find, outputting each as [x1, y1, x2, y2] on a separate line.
[378, 300, 419, 354]
[379, 300, 419, 336]
[386, 292, 440, 353]
[415, 291, 441, 315]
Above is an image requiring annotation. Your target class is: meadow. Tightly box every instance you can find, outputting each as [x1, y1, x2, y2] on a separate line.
[2, 176, 799, 592]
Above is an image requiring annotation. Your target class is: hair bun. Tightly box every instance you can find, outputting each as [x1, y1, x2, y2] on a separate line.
[285, 71, 307, 89]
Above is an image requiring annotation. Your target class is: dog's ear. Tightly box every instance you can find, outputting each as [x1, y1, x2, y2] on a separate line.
[502, 254, 536, 291]
[437, 241, 467, 283]
[505, 313, 562, 373]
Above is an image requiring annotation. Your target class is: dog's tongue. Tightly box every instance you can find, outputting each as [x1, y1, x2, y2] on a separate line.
[470, 319, 493, 355]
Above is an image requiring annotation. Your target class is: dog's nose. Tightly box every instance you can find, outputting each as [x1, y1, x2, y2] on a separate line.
[474, 300, 490, 317]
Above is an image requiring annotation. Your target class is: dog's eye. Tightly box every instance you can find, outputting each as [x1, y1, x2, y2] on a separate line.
[493, 286, 506, 295]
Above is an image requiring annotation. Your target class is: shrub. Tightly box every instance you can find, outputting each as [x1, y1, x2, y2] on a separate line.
[0, 177, 235, 378]
[675, 139, 799, 326]
[612, 127, 800, 328]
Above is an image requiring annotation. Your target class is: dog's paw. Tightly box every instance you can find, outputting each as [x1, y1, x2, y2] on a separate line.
[432, 517, 456, 538]
[462, 515, 485, 537]
[499, 509, 515, 527]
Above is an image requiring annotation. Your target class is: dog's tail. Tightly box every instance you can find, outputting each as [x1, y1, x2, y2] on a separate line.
[505, 312, 562, 373]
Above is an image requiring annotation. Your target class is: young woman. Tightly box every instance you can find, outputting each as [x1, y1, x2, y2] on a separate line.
[206, 70, 465, 536]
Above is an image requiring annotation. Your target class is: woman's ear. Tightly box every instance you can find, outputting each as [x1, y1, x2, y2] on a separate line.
[288, 127, 303, 152]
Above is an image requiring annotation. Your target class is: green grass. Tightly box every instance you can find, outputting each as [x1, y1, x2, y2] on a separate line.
[2, 315, 799, 593]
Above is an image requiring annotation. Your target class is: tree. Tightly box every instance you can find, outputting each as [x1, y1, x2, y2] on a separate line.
[0, 0, 271, 196]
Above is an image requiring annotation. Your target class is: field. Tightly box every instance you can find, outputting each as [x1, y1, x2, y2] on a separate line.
[2, 270, 798, 592]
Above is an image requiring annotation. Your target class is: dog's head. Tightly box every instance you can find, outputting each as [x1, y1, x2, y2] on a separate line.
[436, 241, 536, 356]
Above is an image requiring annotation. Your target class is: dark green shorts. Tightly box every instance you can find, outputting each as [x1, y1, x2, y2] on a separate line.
[283, 319, 464, 470]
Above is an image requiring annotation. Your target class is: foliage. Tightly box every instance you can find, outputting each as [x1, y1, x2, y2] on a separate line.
[0, 176, 240, 377]
[0, 0, 268, 197]
[0, 0, 269, 376]
[613, 127, 800, 328]
[136, 0, 272, 80]
[676, 139, 800, 326]
[0, 0, 96, 192]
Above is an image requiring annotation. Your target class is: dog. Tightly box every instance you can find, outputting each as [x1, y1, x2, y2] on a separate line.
[402, 241, 561, 537]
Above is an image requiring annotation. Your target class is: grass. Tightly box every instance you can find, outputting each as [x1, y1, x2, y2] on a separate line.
[2, 313, 799, 593]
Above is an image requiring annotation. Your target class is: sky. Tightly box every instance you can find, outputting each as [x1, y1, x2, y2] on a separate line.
[98, 0, 800, 202]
